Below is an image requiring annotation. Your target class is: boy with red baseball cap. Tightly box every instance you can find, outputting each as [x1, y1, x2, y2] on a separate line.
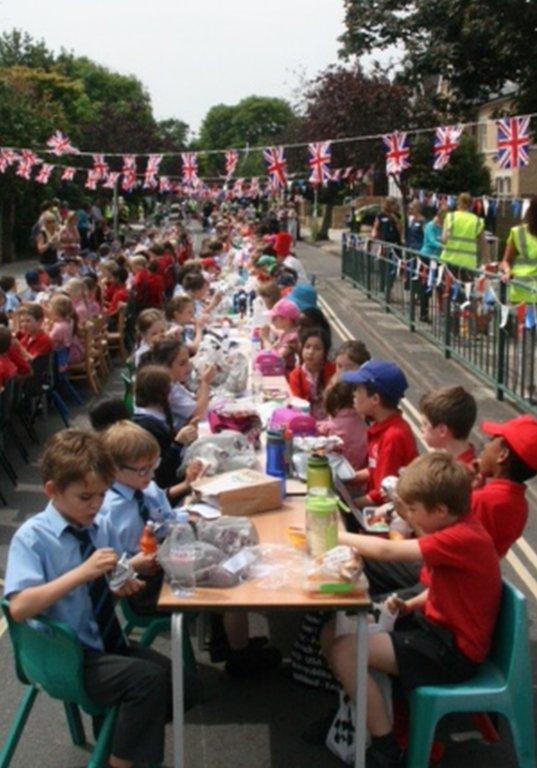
[472, 414, 537, 557]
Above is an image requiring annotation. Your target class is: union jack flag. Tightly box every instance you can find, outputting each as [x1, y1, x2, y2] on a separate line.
[92, 154, 109, 180]
[496, 116, 531, 169]
[159, 176, 172, 193]
[248, 177, 260, 198]
[263, 146, 287, 190]
[46, 131, 79, 157]
[181, 152, 198, 185]
[232, 178, 245, 198]
[122, 155, 137, 192]
[433, 125, 463, 170]
[35, 163, 54, 184]
[225, 149, 239, 178]
[308, 141, 332, 185]
[16, 150, 41, 180]
[0, 148, 19, 173]
[382, 132, 411, 175]
[85, 169, 100, 190]
[143, 154, 162, 189]
[103, 171, 121, 189]
[61, 166, 76, 182]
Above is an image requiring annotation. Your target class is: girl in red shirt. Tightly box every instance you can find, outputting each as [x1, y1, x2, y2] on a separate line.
[289, 327, 335, 420]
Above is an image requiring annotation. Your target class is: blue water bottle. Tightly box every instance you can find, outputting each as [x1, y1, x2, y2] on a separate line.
[265, 428, 286, 501]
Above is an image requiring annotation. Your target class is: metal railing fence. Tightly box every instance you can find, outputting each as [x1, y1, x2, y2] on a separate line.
[341, 233, 536, 414]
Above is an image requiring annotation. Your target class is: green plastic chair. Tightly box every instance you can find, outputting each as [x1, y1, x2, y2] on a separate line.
[120, 599, 197, 671]
[121, 371, 134, 415]
[0, 599, 119, 768]
[407, 580, 535, 768]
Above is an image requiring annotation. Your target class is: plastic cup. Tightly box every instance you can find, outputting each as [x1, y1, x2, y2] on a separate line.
[169, 548, 196, 597]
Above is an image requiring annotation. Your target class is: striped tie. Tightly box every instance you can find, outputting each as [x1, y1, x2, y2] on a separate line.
[68, 526, 127, 653]
[134, 489, 150, 523]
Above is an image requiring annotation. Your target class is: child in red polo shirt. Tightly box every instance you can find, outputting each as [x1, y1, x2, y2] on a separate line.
[471, 414, 537, 558]
[16, 303, 53, 360]
[330, 453, 501, 768]
[419, 386, 477, 466]
[341, 360, 418, 509]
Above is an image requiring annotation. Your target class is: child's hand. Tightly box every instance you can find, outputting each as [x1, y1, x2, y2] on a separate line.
[185, 459, 204, 485]
[385, 594, 410, 616]
[79, 548, 118, 582]
[260, 325, 271, 341]
[129, 552, 160, 576]
[112, 578, 146, 598]
[200, 363, 216, 385]
[175, 424, 198, 444]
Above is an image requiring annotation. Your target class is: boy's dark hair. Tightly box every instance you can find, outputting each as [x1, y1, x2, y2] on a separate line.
[397, 452, 471, 518]
[324, 381, 355, 417]
[336, 340, 371, 367]
[363, 381, 399, 410]
[182, 272, 206, 293]
[134, 365, 172, 412]
[148, 261, 159, 274]
[147, 338, 185, 368]
[19, 303, 45, 322]
[0, 326, 12, 354]
[41, 429, 115, 490]
[299, 307, 332, 349]
[419, 386, 477, 440]
[504, 443, 536, 484]
[0, 276, 16, 293]
[89, 397, 131, 432]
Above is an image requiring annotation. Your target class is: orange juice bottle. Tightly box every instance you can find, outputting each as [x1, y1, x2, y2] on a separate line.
[139, 522, 157, 554]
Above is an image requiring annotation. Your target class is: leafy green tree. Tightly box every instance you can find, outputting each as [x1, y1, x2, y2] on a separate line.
[198, 96, 296, 176]
[339, 0, 537, 114]
[408, 133, 491, 196]
[0, 29, 55, 70]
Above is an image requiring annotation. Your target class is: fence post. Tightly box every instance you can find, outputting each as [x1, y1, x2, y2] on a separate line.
[409, 269, 416, 332]
[366, 246, 372, 299]
[443, 286, 451, 359]
[341, 232, 347, 280]
[496, 281, 507, 401]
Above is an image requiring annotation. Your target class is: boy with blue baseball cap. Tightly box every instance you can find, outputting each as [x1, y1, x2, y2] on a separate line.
[342, 360, 418, 509]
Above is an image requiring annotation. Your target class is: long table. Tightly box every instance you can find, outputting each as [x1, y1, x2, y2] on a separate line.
[158, 497, 371, 768]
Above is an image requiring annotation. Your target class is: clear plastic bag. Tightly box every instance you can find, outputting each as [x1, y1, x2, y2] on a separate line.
[180, 430, 257, 476]
[196, 516, 259, 556]
[222, 350, 249, 394]
[246, 543, 310, 590]
[303, 545, 368, 595]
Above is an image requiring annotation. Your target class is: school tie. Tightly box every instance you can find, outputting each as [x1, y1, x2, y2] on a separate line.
[67, 526, 127, 653]
[133, 489, 151, 523]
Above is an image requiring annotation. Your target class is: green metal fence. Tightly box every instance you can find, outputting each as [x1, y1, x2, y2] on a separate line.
[341, 233, 537, 415]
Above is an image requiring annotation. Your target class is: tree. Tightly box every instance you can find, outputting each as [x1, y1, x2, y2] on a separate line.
[339, 0, 537, 114]
[197, 96, 296, 176]
[156, 118, 190, 150]
[408, 134, 491, 196]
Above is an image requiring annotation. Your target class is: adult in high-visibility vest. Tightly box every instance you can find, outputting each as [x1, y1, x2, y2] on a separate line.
[441, 192, 489, 275]
[501, 196, 537, 304]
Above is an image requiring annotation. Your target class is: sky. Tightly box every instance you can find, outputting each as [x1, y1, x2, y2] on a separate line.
[1, 0, 351, 135]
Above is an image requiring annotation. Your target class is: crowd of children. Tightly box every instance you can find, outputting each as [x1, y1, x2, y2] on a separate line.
[2, 200, 537, 768]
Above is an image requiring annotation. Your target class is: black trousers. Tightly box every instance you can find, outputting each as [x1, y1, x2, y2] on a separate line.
[83, 644, 172, 764]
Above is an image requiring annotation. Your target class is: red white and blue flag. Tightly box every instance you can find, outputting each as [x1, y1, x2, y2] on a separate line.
[46, 131, 79, 157]
[181, 152, 199, 185]
[433, 125, 463, 170]
[61, 166, 76, 182]
[85, 169, 100, 190]
[92, 154, 109, 180]
[122, 155, 137, 192]
[103, 171, 121, 189]
[248, 177, 260, 198]
[143, 154, 162, 189]
[159, 176, 172, 193]
[308, 141, 332, 185]
[382, 131, 410, 175]
[0, 148, 19, 173]
[263, 146, 287, 190]
[225, 150, 239, 178]
[496, 116, 531, 169]
[35, 163, 54, 184]
[16, 150, 41, 180]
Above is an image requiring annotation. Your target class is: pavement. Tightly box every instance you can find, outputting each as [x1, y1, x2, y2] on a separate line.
[0, 235, 534, 767]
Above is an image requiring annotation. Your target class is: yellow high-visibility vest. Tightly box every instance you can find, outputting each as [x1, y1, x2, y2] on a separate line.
[508, 224, 537, 304]
[441, 210, 484, 269]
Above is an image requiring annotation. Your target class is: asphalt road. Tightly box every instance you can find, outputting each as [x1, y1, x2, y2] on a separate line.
[0, 234, 533, 767]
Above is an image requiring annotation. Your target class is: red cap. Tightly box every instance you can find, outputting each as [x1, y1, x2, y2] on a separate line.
[481, 415, 537, 470]
[200, 257, 219, 271]
[274, 231, 293, 257]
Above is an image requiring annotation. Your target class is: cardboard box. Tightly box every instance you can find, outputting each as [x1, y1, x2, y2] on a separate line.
[191, 469, 282, 516]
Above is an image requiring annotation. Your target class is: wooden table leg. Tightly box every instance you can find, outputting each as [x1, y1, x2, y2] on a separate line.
[172, 612, 184, 768]
[354, 610, 368, 768]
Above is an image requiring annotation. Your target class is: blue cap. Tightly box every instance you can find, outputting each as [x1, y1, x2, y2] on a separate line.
[341, 360, 408, 403]
[288, 283, 318, 311]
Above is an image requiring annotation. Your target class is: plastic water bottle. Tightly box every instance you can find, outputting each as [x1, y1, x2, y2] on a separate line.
[168, 512, 196, 597]
[265, 428, 286, 500]
[251, 365, 263, 401]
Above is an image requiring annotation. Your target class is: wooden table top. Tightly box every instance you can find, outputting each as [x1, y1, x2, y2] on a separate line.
[158, 498, 370, 611]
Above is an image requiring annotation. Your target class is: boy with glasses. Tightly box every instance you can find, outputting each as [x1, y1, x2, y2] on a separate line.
[99, 420, 201, 614]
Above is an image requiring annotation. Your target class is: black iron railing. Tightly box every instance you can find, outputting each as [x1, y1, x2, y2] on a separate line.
[341, 233, 536, 414]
